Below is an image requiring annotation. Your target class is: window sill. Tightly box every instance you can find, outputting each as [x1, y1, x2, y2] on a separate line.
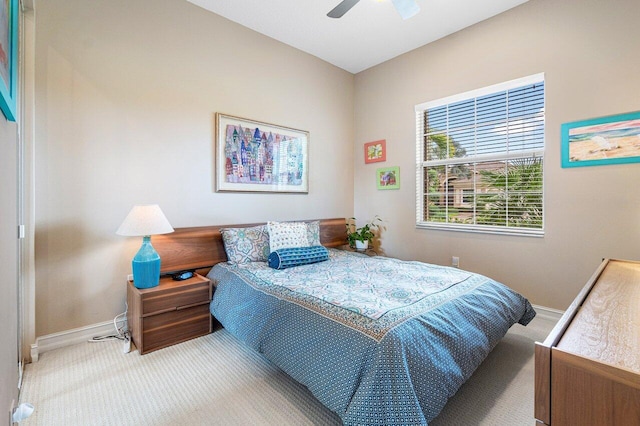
[416, 222, 544, 238]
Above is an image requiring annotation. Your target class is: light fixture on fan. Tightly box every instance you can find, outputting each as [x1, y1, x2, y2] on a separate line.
[327, 0, 420, 20]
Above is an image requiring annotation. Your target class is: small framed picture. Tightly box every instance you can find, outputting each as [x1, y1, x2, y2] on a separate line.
[376, 166, 400, 190]
[364, 139, 386, 164]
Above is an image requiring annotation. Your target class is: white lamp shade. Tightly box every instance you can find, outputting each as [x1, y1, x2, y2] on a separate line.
[116, 204, 174, 236]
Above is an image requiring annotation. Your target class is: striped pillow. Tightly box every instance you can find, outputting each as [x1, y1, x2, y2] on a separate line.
[268, 246, 329, 270]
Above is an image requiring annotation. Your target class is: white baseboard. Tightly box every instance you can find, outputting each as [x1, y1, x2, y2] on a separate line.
[28, 304, 562, 362]
[30, 318, 127, 362]
[532, 304, 563, 322]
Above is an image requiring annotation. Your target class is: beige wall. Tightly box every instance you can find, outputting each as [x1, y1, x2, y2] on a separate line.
[354, 0, 640, 310]
[34, 0, 354, 336]
[34, 0, 640, 336]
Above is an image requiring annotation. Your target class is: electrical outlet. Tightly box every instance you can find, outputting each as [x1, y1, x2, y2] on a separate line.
[452, 256, 460, 268]
[126, 274, 133, 282]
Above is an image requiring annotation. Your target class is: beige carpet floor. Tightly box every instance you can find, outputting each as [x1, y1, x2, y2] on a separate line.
[19, 314, 555, 425]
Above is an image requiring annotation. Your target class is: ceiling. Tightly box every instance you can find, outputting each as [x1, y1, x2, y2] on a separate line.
[187, 0, 529, 74]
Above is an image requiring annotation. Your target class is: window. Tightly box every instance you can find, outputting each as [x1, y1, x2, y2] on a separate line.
[415, 74, 545, 236]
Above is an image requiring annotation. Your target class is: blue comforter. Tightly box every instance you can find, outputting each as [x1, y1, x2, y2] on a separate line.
[208, 249, 535, 425]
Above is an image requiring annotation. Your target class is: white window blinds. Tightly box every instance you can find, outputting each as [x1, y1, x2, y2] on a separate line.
[415, 74, 545, 236]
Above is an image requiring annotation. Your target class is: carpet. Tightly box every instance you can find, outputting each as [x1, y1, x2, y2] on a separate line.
[19, 315, 555, 425]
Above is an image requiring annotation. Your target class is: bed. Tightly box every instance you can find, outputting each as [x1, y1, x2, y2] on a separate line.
[153, 218, 536, 425]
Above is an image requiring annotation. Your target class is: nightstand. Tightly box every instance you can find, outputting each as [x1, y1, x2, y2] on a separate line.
[127, 273, 212, 354]
[338, 244, 379, 257]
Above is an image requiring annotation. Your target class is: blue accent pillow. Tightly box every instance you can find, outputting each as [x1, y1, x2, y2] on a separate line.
[268, 246, 329, 270]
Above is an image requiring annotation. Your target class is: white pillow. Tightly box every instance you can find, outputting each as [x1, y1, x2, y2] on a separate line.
[268, 221, 309, 252]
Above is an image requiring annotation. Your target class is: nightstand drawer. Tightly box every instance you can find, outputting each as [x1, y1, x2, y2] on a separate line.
[142, 303, 212, 353]
[141, 280, 210, 315]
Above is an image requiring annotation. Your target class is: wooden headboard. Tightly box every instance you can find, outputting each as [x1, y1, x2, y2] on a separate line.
[153, 218, 347, 274]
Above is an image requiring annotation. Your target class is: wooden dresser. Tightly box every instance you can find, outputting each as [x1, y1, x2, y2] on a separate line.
[534, 259, 640, 425]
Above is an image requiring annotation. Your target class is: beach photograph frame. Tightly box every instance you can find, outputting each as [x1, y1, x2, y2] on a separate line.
[561, 111, 640, 168]
[0, 0, 18, 121]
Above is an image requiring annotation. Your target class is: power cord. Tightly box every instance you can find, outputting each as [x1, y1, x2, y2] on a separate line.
[88, 302, 131, 350]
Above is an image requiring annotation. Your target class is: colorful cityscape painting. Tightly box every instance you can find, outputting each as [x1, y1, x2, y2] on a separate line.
[216, 114, 308, 192]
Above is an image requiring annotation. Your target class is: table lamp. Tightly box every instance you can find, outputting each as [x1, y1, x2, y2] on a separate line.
[116, 204, 174, 289]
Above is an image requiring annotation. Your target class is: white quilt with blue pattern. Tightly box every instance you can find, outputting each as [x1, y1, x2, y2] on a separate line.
[209, 249, 536, 425]
[251, 251, 472, 320]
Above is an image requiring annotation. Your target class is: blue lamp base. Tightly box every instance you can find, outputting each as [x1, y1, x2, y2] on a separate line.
[132, 236, 161, 289]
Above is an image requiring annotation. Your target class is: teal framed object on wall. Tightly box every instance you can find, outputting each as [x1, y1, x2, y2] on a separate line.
[561, 111, 640, 168]
[0, 0, 17, 121]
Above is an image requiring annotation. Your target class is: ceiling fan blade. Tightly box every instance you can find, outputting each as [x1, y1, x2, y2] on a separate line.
[327, 0, 360, 18]
[391, 0, 420, 20]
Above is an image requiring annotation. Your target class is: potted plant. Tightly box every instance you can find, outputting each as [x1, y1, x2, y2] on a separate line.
[346, 216, 382, 250]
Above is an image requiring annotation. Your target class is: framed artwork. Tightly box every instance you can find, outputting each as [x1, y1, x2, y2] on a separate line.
[364, 139, 386, 163]
[215, 113, 309, 193]
[561, 111, 640, 168]
[376, 166, 400, 190]
[0, 0, 17, 121]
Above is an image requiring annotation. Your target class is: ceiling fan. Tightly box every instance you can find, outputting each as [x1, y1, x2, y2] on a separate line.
[327, 0, 420, 20]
